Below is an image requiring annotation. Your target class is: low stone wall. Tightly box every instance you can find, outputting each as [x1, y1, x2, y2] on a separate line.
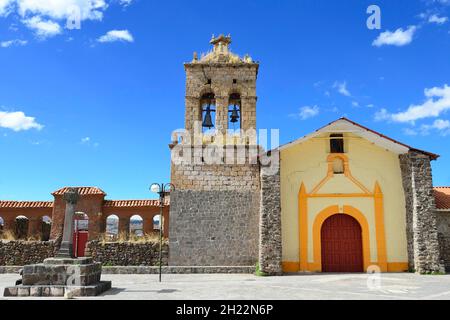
[86, 241, 169, 266]
[0, 240, 56, 266]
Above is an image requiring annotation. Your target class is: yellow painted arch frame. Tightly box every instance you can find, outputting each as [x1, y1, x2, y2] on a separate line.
[311, 205, 371, 272]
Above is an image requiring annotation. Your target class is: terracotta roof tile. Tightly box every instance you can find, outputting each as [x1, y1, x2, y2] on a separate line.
[435, 187, 450, 210]
[103, 199, 169, 208]
[0, 201, 53, 209]
[52, 187, 106, 196]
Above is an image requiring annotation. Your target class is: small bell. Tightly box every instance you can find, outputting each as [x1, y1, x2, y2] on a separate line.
[230, 105, 240, 123]
[202, 105, 214, 129]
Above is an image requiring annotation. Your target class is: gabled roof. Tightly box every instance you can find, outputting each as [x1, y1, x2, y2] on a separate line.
[52, 187, 107, 196]
[278, 117, 439, 160]
[434, 187, 450, 210]
[0, 201, 53, 209]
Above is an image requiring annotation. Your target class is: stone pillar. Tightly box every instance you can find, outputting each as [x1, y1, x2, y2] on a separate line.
[185, 96, 200, 133]
[143, 217, 152, 235]
[399, 151, 445, 273]
[241, 96, 257, 131]
[118, 217, 130, 238]
[215, 96, 229, 134]
[3, 218, 16, 233]
[28, 217, 42, 239]
[57, 188, 79, 258]
[259, 150, 282, 275]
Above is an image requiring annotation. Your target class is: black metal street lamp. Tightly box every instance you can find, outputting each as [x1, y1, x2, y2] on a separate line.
[150, 182, 174, 282]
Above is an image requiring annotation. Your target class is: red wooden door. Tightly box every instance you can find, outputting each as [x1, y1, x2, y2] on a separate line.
[321, 214, 363, 272]
[73, 231, 89, 257]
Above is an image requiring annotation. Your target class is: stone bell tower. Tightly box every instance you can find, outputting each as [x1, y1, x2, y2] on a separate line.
[168, 35, 261, 267]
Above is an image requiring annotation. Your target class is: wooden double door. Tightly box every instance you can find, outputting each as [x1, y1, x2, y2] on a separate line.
[321, 214, 363, 272]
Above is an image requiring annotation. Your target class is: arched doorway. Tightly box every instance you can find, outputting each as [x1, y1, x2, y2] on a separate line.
[321, 214, 363, 272]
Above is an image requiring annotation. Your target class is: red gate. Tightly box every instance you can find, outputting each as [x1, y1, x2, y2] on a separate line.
[73, 231, 88, 257]
[73, 217, 89, 257]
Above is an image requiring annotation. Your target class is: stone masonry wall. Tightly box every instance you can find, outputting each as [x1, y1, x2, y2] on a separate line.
[170, 145, 261, 191]
[0, 240, 56, 266]
[259, 152, 282, 275]
[86, 241, 169, 266]
[399, 151, 445, 273]
[169, 190, 260, 266]
[437, 211, 450, 271]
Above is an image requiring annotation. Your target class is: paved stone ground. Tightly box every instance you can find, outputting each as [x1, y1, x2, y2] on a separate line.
[1, 273, 450, 300]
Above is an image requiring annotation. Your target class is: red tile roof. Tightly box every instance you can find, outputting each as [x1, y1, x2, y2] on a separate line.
[103, 199, 169, 208]
[52, 187, 106, 196]
[0, 201, 54, 209]
[435, 187, 450, 210]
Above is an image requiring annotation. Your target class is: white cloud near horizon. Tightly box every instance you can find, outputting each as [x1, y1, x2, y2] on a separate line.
[0, 110, 43, 131]
[372, 26, 417, 47]
[97, 29, 133, 43]
[290, 105, 320, 120]
[0, 38, 27, 47]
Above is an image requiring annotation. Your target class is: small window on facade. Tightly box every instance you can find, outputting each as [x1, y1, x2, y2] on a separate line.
[332, 157, 345, 174]
[330, 134, 344, 153]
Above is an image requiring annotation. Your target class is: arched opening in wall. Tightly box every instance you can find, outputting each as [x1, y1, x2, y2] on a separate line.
[106, 214, 119, 240]
[15, 215, 29, 239]
[74, 212, 89, 232]
[0, 216, 4, 236]
[200, 93, 216, 133]
[153, 214, 161, 231]
[228, 93, 241, 133]
[130, 215, 143, 237]
[332, 157, 345, 174]
[41, 216, 52, 241]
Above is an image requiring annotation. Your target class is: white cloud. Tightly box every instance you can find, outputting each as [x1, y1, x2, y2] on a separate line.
[428, 14, 448, 24]
[372, 26, 417, 47]
[413, 119, 450, 136]
[0, 0, 13, 16]
[333, 81, 351, 97]
[0, 38, 27, 47]
[388, 84, 450, 123]
[403, 128, 418, 136]
[17, 0, 107, 21]
[119, 0, 133, 6]
[23, 16, 62, 38]
[0, 1, 135, 39]
[0, 110, 43, 131]
[81, 136, 90, 143]
[290, 105, 320, 120]
[97, 29, 133, 43]
[430, 118, 450, 130]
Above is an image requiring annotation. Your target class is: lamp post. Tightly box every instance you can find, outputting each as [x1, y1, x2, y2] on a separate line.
[150, 182, 174, 282]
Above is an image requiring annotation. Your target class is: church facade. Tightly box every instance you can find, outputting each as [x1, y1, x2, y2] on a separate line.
[168, 35, 447, 274]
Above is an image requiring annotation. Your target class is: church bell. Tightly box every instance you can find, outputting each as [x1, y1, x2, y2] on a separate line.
[230, 105, 240, 123]
[202, 105, 214, 129]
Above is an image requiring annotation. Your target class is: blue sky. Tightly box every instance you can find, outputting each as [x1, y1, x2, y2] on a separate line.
[0, 0, 450, 200]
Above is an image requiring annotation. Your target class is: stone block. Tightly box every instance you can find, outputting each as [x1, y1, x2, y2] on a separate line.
[17, 287, 30, 297]
[3, 287, 18, 297]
